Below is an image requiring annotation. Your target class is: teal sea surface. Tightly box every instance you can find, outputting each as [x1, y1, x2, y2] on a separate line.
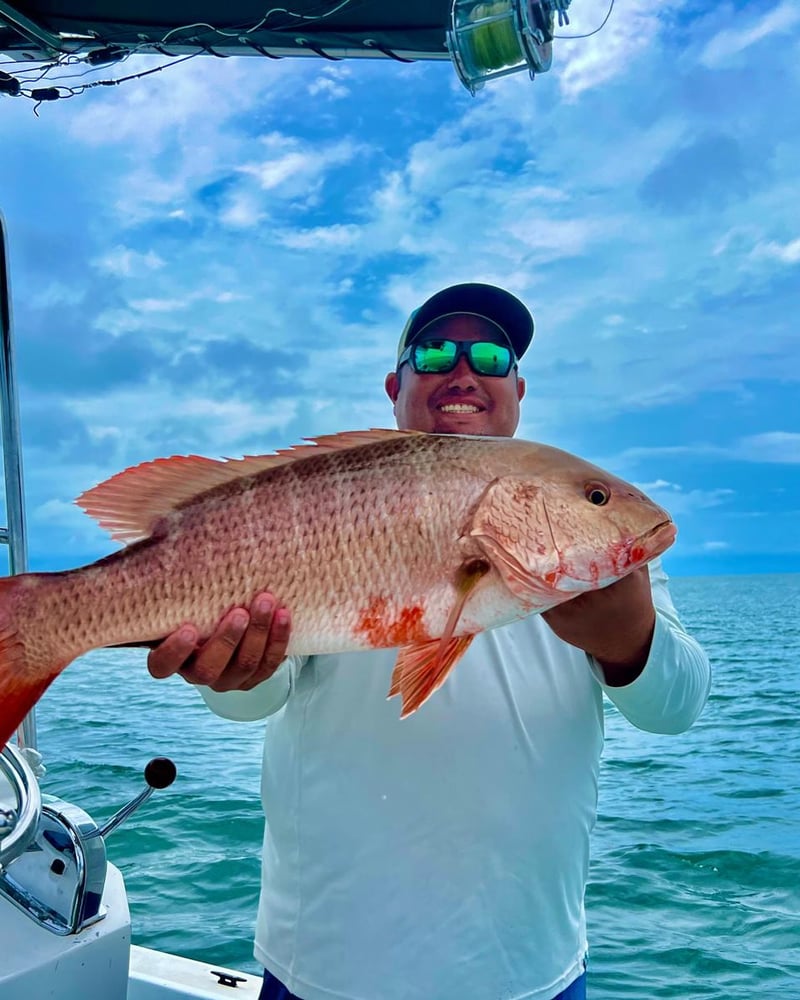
[30, 573, 800, 998]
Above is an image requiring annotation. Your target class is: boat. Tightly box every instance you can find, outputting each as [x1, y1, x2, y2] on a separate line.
[0, 4, 576, 995]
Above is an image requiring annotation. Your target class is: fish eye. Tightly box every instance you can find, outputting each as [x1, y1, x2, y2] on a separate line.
[585, 482, 610, 506]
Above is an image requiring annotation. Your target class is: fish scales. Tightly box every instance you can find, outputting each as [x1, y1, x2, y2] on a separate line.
[6, 435, 487, 662]
[0, 429, 676, 741]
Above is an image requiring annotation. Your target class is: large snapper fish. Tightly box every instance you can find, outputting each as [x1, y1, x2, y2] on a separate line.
[0, 429, 675, 745]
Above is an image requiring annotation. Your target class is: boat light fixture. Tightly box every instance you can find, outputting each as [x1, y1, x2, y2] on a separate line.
[447, 0, 572, 94]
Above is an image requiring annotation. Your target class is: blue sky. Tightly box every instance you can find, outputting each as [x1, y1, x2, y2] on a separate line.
[1, 0, 798, 577]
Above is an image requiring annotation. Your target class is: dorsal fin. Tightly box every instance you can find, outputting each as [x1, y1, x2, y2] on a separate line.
[76, 428, 416, 543]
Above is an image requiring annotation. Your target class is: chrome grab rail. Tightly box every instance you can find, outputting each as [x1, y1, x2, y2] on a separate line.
[0, 211, 35, 751]
[0, 742, 41, 870]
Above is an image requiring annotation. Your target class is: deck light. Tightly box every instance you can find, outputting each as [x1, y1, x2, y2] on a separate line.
[447, 0, 572, 94]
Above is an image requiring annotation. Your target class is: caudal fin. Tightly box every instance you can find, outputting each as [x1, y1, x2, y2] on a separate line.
[0, 577, 64, 748]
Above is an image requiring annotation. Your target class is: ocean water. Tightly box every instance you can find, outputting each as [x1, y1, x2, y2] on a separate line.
[21, 573, 800, 998]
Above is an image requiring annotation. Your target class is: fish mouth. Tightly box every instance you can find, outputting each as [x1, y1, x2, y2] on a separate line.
[631, 519, 677, 563]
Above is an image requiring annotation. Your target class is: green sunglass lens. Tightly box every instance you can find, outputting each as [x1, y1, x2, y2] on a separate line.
[413, 341, 458, 372]
[470, 342, 512, 375]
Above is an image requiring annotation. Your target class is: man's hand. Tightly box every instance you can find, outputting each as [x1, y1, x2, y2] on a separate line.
[147, 592, 291, 693]
[542, 567, 656, 687]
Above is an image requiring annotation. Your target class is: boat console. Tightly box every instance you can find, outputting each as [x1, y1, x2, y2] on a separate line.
[0, 745, 176, 998]
[1, 745, 175, 933]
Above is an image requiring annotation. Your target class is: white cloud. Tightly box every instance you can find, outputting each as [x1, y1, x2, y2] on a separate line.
[63, 383, 300, 469]
[307, 69, 351, 99]
[63, 56, 299, 150]
[636, 479, 676, 492]
[702, 541, 730, 551]
[555, 0, 679, 100]
[643, 485, 735, 517]
[504, 213, 613, 259]
[700, 2, 800, 67]
[51, 59, 321, 226]
[30, 281, 86, 308]
[92, 308, 147, 337]
[34, 497, 82, 525]
[30, 495, 113, 549]
[278, 224, 361, 250]
[243, 150, 314, 191]
[218, 190, 266, 229]
[94, 246, 165, 277]
[712, 225, 764, 257]
[240, 134, 360, 200]
[129, 297, 187, 313]
[736, 432, 800, 464]
[751, 237, 800, 265]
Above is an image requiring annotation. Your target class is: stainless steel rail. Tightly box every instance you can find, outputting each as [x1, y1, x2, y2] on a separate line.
[0, 211, 35, 750]
[0, 743, 42, 869]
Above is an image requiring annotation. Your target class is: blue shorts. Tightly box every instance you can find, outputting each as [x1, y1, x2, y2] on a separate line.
[258, 968, 587, 1000]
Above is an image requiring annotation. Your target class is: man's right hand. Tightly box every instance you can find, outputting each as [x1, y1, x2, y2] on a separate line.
[147, 592, 291, 693]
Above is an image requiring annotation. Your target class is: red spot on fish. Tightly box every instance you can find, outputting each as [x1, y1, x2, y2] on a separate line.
[354, 597, 428, 648]
[608, 539, 633, 573]
[608, 539, 650, 573]
[544, 571, 560, 588]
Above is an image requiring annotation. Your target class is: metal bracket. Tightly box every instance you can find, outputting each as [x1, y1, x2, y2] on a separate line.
[212, 970, 248, 988]
[0, 2, 68, 57]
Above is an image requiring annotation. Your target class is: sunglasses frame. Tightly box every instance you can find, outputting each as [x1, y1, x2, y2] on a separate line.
[398, 338, 518, 378]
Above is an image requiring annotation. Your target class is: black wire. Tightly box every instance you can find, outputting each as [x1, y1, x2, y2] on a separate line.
[77, 51, 200, 89]
[554, 0, 615, 40]
[143, 0, 364, 47]
[18, 50, 200, 106]
[25, 52, 133, 83]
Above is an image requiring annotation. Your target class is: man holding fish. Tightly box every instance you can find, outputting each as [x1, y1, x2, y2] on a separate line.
[147, 283, 711, 1000]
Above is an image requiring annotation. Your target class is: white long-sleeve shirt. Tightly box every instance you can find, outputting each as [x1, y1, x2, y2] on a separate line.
[201, 558, 710, 1000]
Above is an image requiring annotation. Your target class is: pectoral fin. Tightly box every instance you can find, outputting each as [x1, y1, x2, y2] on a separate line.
[388, 558, 488, 717]
[390, 636, 475, 718]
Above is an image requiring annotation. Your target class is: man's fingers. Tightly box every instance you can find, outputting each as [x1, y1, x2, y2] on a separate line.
[147, 594, 291, 692]
[242, 606, 292, 689]
[147, 625, 199, 679]
[232, 593, 276, 675]
[182, 608, 250, 686]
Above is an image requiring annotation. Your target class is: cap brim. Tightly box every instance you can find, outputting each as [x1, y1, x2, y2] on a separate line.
[399, 283, 534, 362]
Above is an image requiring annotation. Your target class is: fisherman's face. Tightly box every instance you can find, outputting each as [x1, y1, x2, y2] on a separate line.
[385, 314, 526, 437]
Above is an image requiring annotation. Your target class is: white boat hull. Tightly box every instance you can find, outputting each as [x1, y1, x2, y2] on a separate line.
[0, 862, 260, 999]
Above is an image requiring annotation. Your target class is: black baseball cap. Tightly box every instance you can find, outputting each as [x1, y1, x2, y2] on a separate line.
[396, 283, 534, 363]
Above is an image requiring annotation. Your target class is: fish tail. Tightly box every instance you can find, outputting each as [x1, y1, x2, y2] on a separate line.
[0, 575, 67, 749]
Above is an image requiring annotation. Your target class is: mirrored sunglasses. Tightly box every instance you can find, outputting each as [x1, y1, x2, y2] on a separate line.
[398, 339, 517, 378]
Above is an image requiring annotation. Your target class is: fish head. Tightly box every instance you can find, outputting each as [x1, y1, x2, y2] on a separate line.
[538, 465, 676, 593]
[468, 447, 676, 604]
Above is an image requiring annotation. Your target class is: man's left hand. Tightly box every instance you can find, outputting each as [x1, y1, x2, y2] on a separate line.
[542, 566, 656, 687]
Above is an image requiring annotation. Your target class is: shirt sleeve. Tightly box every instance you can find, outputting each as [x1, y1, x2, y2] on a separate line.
[197, 655, 307, 722]
[590, 558, 711, 735]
